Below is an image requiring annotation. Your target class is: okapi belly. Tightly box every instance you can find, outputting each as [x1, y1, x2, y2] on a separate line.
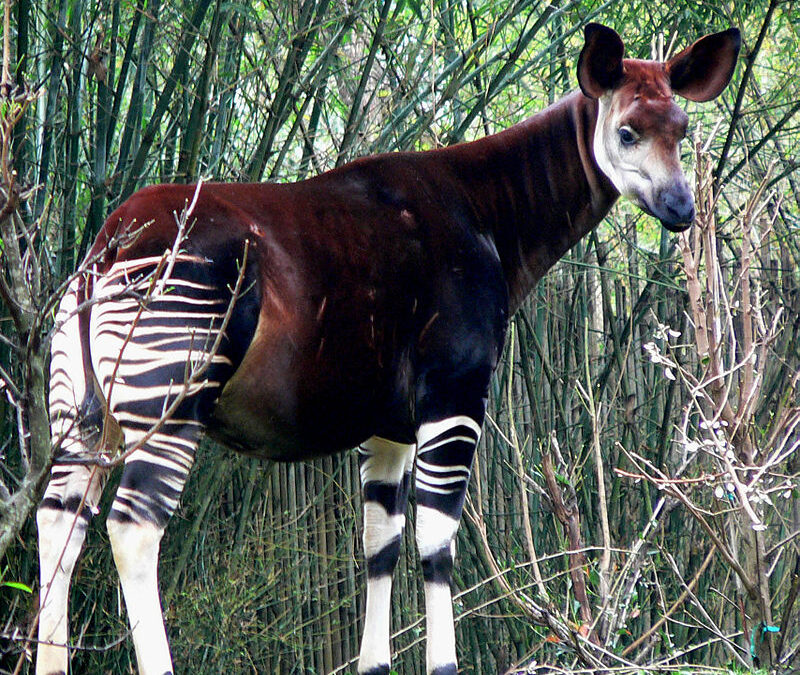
[208, 362, 390, 461]
[208, 389, 372, 461]
[207, 291, 413, 460]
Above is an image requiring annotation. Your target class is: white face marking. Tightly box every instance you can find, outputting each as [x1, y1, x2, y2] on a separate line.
[593, 92, 693, 229]
[595, 94, 661, 207]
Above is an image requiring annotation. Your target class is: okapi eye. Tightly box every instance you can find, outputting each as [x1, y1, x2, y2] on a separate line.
[618, 126, 637, 146]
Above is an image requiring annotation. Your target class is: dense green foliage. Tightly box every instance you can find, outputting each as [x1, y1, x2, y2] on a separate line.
[1, 0, 798, 673]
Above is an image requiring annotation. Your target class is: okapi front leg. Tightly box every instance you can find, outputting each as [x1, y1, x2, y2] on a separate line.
[357, 436, 415, 675]
[415, 416, 481, 675]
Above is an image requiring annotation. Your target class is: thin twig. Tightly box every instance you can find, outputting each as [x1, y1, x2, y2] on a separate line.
[622, 545, 717, 657]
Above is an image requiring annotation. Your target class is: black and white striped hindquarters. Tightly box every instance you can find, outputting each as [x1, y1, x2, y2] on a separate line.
[48, 278, 89, 459]
[90, 254, 238, 527]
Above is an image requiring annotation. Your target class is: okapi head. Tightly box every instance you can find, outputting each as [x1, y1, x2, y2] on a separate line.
[578, 23, 741, 231]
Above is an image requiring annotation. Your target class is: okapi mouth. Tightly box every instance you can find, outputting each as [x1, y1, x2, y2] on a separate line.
[653, 183, 696, 232]
[659, 217, 694, 233]
[638, 194, 695, 233]
[656, 213, 694, 234]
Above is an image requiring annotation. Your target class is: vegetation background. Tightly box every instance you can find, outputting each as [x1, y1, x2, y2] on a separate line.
[0, 0, 798, 673]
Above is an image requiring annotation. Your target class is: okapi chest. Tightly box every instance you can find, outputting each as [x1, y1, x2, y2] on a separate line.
[36, 23, 740, 675]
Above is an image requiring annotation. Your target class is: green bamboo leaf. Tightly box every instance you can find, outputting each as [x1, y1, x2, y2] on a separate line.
[2, 581, 33, 593]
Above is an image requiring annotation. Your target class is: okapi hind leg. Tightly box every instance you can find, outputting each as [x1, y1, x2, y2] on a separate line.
[105, 454, 191, 675]
[103, 387, 219, 674]
[37, 278, 109, 675]
[89, 255, 243, 674]
[357, 436, 415, 675]
[105, 449, 192, 674]
[36, 466, 107, 675]
[415, 415, 482, 675]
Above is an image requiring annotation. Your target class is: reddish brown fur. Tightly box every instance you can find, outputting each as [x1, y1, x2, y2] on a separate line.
[36, 23, 741, 675]
[617, 60, 689, 158]
[86, 92, 615, 459]
[79, 26, 740, 463]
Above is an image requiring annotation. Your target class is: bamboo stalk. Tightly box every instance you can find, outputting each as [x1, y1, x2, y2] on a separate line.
[336, 0, 394, 165]
[108, 0, 160, 207]
[505, 323, 548, 600]
[246, 0, 326, 181]
[176, 0, 223, 182]
[120, 0, 213, 200]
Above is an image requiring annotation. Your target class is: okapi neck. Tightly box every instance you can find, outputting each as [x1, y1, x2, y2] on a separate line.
[442, 91, 619, 312]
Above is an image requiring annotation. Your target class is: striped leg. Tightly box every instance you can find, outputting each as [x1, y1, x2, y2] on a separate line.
[415, 415, 481, 675]
[357, 436, 415, 675]
[91, 257, 235, 674]
[105, 431, 201, 675]
[37, 280, 108, 675]
[37, 465, 105, 675]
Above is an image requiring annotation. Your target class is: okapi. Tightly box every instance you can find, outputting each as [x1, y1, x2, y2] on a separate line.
[36, 23, 740, 675]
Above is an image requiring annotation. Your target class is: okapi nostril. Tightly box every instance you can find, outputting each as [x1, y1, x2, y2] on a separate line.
[661, 189, 695, 224]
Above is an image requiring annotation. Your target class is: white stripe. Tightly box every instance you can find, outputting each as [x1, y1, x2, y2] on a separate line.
[415, 459, 470, 475]
[362, 502, 405, 558]
[415, 506, 459, 559]
[97, 356, 232, 373]
[93, 309, 227, 325]
[359, 436, 415, 485]
[106, 381, 214, 401]
[94, 324, 220, 338]
[414, 482, 460, 495]
[416, 474, 467, 488]
[417, 434, 477, 454]
[125, 430, 200, 451]
[124, 451, 193, 474]
[101, 254, 207, 275]
[112, 411, 203, 427]
[417, 416, 481, 447]
[96, 335, 204, 351]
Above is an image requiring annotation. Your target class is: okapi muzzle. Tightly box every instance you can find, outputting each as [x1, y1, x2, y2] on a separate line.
[579, 23, 741, 232]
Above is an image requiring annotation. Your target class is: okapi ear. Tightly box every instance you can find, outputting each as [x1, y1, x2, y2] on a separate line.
[577, 23, 625, 99]
[667, 28, 741, 102]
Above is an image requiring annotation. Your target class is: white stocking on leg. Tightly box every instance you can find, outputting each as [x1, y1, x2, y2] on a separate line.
[37, 467, 105, 675]
[357, 436, 415, 675]
[107, 515, 173, 675]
